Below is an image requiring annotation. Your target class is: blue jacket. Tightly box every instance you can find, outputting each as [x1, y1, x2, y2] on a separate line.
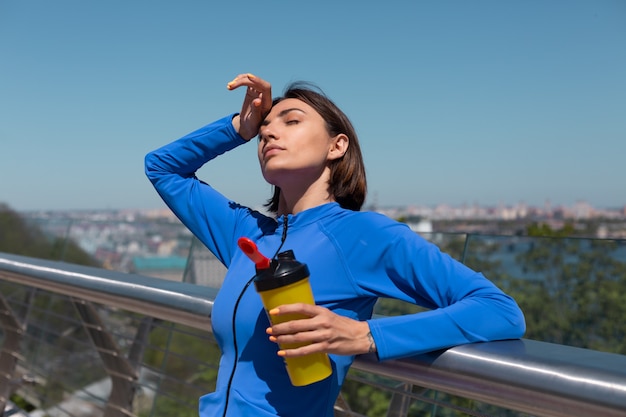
[145, 114, 526, 417]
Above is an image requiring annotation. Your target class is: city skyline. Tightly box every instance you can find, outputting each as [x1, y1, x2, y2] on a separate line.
[3, 190, 625, 213]
[16, 198, 626, 219]
[1, 1, 625, 211]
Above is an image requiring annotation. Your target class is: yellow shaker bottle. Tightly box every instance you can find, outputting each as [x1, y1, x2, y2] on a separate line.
[238, 238, 332, 386]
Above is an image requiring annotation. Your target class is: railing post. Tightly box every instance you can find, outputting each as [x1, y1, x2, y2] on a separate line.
[73, 299, 139, 417]
[0, 293, 25, 412]
[386, 383, 413, 417]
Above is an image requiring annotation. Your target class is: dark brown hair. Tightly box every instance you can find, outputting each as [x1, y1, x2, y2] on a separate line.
[264, 82, 367, 213]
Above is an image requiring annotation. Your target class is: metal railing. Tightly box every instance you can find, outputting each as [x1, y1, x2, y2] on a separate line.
[1, 252, 626, 417]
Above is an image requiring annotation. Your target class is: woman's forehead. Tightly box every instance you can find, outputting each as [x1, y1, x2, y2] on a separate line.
[268, 98, 316, 116]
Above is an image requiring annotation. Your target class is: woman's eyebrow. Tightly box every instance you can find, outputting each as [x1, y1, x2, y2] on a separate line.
[261, 108, 306, 126]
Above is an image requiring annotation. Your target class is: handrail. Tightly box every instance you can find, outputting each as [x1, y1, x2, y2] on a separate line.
[1, 252, 626, 417]
[0, 252, 215, 331]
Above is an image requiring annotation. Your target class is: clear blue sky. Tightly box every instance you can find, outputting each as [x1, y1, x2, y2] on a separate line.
[1, 0, 625, 211]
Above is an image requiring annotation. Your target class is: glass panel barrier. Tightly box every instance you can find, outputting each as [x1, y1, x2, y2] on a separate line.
[463, 234, 626, 354]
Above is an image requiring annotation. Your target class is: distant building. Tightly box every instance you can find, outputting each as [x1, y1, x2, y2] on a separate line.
[130, 256, 188, 281]
[406, 220, 433, 234]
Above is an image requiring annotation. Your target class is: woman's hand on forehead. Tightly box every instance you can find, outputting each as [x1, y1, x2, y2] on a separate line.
[227, 73, 273, 140]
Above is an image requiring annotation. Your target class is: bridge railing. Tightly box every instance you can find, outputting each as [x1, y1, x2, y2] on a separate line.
[1, 252, 626, 417]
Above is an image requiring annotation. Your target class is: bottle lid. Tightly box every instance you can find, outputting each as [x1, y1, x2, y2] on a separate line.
[254, 250, 310, 291]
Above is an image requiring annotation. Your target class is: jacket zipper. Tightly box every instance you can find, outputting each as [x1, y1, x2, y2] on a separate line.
[221, 214, 289, 416]
[272, 215, 289, 257]
[221, 276, 255, 417]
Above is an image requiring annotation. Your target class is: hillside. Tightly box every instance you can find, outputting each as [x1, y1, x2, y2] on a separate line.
[0, 203, 99, 266]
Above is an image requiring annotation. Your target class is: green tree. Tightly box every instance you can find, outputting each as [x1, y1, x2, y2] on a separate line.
[141, 323, 221, 417]
[510, 224, 626, 354]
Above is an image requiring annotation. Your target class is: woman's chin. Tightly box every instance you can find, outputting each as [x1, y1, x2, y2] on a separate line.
[261, 166, 288, 184]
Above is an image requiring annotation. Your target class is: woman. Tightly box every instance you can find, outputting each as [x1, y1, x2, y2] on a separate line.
[145, 73, 525, 417]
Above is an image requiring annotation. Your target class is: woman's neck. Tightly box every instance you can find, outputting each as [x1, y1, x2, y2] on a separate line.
[277, 181, 335, 216]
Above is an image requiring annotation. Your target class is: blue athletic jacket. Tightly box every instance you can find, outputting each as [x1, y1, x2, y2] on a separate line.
[145, 114, 526, 417]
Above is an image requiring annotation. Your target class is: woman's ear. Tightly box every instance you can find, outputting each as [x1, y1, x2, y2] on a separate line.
[328, 133, 349, 160]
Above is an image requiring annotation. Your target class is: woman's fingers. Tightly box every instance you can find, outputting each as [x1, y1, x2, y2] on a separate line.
[266, 304, 372, 357]
[227, 73, 271, 99]
[226, 73, 256, 90]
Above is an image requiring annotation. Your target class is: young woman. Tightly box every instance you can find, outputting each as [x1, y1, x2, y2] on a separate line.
[145, 73, 526, 417]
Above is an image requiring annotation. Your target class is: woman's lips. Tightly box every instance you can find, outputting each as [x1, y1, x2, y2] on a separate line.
[263, 145, 283, 159]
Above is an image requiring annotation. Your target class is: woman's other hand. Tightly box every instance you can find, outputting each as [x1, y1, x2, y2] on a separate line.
[227, 73, 272, 140]
[266, 303, 376, 357]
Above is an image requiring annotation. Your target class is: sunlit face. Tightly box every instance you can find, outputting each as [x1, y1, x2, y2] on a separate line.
[257, 98, 340, 187]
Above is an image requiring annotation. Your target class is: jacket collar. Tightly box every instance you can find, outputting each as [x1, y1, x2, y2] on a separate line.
[278, 202, 343, 229]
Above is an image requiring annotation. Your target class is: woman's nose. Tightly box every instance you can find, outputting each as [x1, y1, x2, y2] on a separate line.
[259, 125, 278, 143]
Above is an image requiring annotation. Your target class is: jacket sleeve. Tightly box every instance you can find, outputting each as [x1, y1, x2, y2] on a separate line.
[354, 219, 526, 361]
[144, 114, 249, 266]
